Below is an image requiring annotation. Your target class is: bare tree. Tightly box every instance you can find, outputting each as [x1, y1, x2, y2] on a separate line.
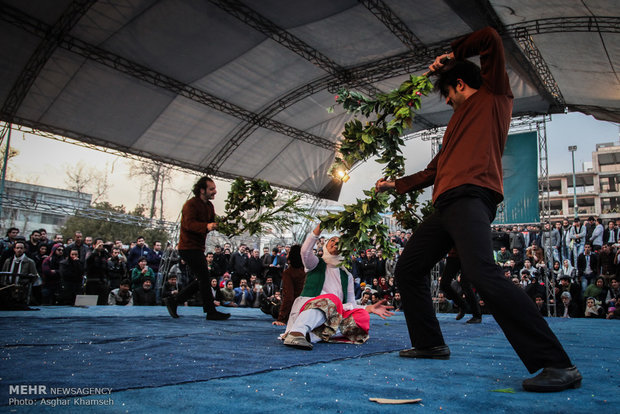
[64, 161, 109, 203]
[128, 160, 173, 220]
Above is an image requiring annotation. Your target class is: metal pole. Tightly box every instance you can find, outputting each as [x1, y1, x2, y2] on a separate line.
[0, 124, 12, 221]
[569, 146, 578, 219]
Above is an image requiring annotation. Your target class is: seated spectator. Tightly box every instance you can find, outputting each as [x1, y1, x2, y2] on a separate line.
[519, 259, 536, 278]
[520, 269, 532, 287]
[370, 292, 381, 304]
[133, 279, 156, 306]
[260, 290, 282, 319]
[606, 306, 619, 319]
[510, 247, 524, 271]
[108, 279, 133, 306]
[219, 280, 237, 307]
[392, 291, 403, 311]
[584, 297, 604, 318]
[558, 292, 580, 318]
[525, 275, 546, 301]
[496, 246, 511, 266]
[234, 278, 254, 307]
[161, 274, 180, 301]
[558, 259, 576, 282]
[251, 279, 262, 308]
[377, 276, 392, 300]
[436, 292, 453, 313]
[131, 256, 155, 290]
[533, 294, 548, 317]
[525, 241, 544, 266]
[550, 261, 561, 281]
[558, 274, 582, 310]
[357, 291, 372, 306]
[605, 277, 620, 309]
[584, 277, 608, 305]
[210, 277, 222, 307]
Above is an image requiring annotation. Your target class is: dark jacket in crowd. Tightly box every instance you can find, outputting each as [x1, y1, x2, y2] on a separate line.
[59, 257, 84, 284]
[85, 249, 110, 282]
[133, 287, 156, 306]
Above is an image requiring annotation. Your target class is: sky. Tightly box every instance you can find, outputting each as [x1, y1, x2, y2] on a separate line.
[3, 111, 618, 221]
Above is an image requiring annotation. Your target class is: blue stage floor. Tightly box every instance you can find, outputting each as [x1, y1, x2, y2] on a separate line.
[0, 306, 618, 413]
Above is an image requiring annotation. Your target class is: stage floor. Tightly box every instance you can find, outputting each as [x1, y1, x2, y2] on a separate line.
[0, 306, 618, 413]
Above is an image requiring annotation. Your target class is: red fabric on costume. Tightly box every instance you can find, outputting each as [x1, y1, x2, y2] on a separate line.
[301, 293, 370, 333]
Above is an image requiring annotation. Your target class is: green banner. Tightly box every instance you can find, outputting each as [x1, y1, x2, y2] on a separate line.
[494, 131, 539, 224]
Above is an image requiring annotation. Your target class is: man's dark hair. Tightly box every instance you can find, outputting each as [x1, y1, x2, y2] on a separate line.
[288, 245, 303, 269]
[138, 256, 147, 263]
[136, 236, 145, 241]
[192, 176, 214, 197]
[120, 279, 131, 286]
[435, 60, 482, 97]
[30, 230, 41, 237]
[5, 227, 19, 237]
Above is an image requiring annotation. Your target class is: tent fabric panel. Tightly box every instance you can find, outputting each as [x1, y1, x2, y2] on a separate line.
[533, 32, 620, 108]
[194, 39, 326, 112]
[243, 0, 358, 30]
[287, 4, 409, 67]
[4, 0, 73, 26]
[29, 59, 175, 147]
[218, 128, 294, 179]
[132, 97, 241, 166]
[0, 24, 42, 107]
[70, 0, 158, 46]
[384, 0, 474, 44]
[255, 139, 336, 194]
[94, 0, 268, 84]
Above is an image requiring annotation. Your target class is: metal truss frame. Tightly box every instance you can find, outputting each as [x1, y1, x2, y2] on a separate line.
[1, 0, 616, 201]
[359, 0, 425, 51]
[0, 193, 178, 233]
[0, 2, 336, 152]
[0, 0, 96, 121]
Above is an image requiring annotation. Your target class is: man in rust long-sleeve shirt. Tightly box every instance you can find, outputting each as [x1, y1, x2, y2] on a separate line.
[376, 27, 580, 392]
[164, 176, 230, 321]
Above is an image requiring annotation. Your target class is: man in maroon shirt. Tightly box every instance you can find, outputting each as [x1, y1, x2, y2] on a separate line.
[376, 27, 580, 392]
[164, 176, 230, 321]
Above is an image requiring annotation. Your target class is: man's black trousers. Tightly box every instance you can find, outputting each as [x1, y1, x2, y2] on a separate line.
[175, 249, 216, 313]
[394, 195, 572, 373]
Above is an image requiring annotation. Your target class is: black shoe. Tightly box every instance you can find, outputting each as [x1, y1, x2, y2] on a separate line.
[522, 366, 582, 392]
[466, 316, 482, 324]
[399, 345, 450, 360]
[164, 298, 179, 318]
[206, 311, 231, 320]
[455, 310, 465, 320]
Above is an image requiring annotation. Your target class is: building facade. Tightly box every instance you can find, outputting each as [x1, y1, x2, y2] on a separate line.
[544, 142, 620, 221]
[0, 181, 92, 236]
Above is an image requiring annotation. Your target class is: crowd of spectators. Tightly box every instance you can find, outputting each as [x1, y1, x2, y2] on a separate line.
[0, 219, 619, 321]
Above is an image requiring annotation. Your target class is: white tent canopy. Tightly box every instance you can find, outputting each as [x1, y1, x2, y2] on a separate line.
[1, 0, 618, 200]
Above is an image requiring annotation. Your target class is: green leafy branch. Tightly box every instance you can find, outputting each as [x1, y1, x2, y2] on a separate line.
[321, 74, 435, 256]
[216, 178, 311, 238]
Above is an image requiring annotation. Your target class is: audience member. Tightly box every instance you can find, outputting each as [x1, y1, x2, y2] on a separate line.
[84, 238, 110, 305]
[108, 279, 133, 306]
[41, 243, 64, 305]
[133, 279, 157, 306]
[59, 249, 84, 305]
[131, 256, 155, 290]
